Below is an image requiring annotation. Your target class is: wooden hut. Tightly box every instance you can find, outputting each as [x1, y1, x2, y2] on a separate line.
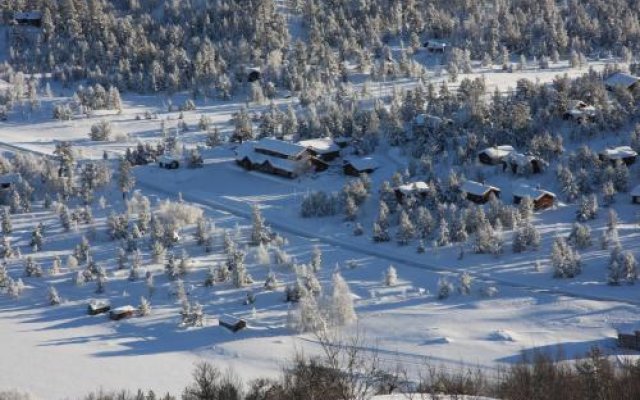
[219, 315, 247, 333]
[235, 138, 323, 178]
[298, 137, 341, 161]
[604, 72, 640, 91]
[563, 100, 596, 122]
[343, 157, 379, 176]
[88, 300, 111, 316]
[598, 146, 637, 166]
[478, 145, 514, 165]
[461, 181, 501, 204]
[512, 185, 556, 210]
[631, 185, 640, 204]
[423, 40, 448, 53]
[109, 305, 136, 321]
[618, 330, 640, 350]
[394, 181, 429, 203]
[158, 154, 180, 169]
[507, 153, 546, 174]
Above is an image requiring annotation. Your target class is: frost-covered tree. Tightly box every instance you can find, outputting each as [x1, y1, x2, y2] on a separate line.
[328, 271, 356, 326]
[569, 223, 592, 250]
[250, 205, 270, 245]
[1, 208, 11, 234]
[89, 120, 112, 141]
[552, 237, 582, 278]
[50, 256, 61, 276]
[396, 210, 416, 245]
[458, 272, 472, 295]
[24, 256, 43, 277]
[48, 285, 61, 305]
[264, 270, 280, 291]
[231, 250, 251, 288]
[310, 245, 322, 272]
[138, 296, 151, 316]
[384, 265, 398, 286]
[117, 157, 136, 200]
[288, 292, 325, 333]
[30, 224, 44, 252]
[437, 277, 453, 300]
[165, 252, 178, 280]
[436, 218, 450, 247]
[372, 222, 390, 242]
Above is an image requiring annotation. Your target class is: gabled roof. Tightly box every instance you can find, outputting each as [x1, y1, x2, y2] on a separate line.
[605, 72, 639, 89]
[263, 157, 299, 173]
[461, 180, 500, 196]
[599, 146, 637, 160]
[254, 138, 308, 158]
[344, 157, 379, 171]
[396, 181, 429, 195]
[298, 137, 340, 154]
[512, 184, 555, 201]
[111, 305, 135, 314]
[479, 145, 515, 159]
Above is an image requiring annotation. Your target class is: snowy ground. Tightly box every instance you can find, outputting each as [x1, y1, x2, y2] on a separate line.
[1, 60, 640, 399]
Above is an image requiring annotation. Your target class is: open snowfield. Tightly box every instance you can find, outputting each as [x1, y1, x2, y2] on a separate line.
[1, 58, 640, 399]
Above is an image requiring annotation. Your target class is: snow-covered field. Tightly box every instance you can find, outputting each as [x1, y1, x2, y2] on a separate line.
[1, 59, 640, 399]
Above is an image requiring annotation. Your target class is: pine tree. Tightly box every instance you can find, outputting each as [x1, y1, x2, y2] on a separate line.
[1, 207, 11, 234]
[396, 210, 415, 245]
[384, 265, 398, 286]
[310, 246, 322, 272]
[250, 205, 269, 245]
[138, 296, 151, 316]
[24, 256, 43, 277]
[264, 270, 279, 291]
[436, 218, 450, 247]
[118, 157, 136, 199]
[165, 252, 178, 280]
[458, 272, 472, 295]
[50, 256, 61, 275]
[372, 222, 390, 242]
[232, 250, 250, 288]
[48, 285, 61, 305]
[437, 277, 453, 299]
[621, 251, 637, 284]
[329, 271, 356, 326]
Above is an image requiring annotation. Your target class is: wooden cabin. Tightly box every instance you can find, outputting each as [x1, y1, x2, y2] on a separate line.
[599, 146, 637, 166]
[343, 157, 379, 176]
[618, 330, 640, 350]
[158, 154, 180, 169]
[298, 137, 341, 162]
[88, 300, 111, 316]
[219, 315, 247, 333]
[507, 153, 546, 174]
[631, 185, 640, 204]
[423, 40, 448, 53]
[235, 138, 324, 178]
[461, 181, 501, 204]
[109, 305, 136, 321]
[478, 145, 514, 165]
[394, 181, 429, 203]
[563, 100, 596, 122]
[604, 72, 640, 91]
[512, 185, 556, 210]
[13, 11, 42, 27]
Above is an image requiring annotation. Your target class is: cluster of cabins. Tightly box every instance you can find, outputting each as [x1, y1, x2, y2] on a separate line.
[235, 137, 380, 178]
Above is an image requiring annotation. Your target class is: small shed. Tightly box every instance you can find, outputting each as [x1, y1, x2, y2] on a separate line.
[424, 40, 448, 53]
[478, 145, 515, 165]
[109, 305, 136, 321]
[88, 300, 111, 316]
[563, 100, 596, 122]
[461, 180, 501, 204]
[394, 181, 429, 203]
[13, 11, 42, 27]
[631, 185, 640, 204]
[618, 330, 640, 350]
[604, 72, 640, 91]
[599, 146, 637, 166]
[219, 315, 247, 333]
[507, 152, 546, 174]
[159, 154, 180, 169]
[343, 157, 379, 176]
[0, 173, 20, 190]
[298, 137, 341, 161]
[512, 185, 556, 210]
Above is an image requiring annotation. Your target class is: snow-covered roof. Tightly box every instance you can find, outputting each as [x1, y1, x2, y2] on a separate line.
[263, 157, 299, 173]
[599, 146, 637, 160]
[479, 145, 515, 159]
[344, 157, 379, 171]
[0, 173, 20, 185]
[605, 72, 639, 89]
[89, 300, 110, 309]
[111, 305, 135, 314]
[632, 185, 640, 197]
[14, 11, 42, 20]
[512, 184, 555, 201]
[159, 154, 179, 163]
[254, 138, 307, 158]
[298, 137, 340, 154]
[236, 142, 303, 173]
[425, 40, 448, 49]
[461, 180, 500, 196]
[396, 181, 430, 194]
